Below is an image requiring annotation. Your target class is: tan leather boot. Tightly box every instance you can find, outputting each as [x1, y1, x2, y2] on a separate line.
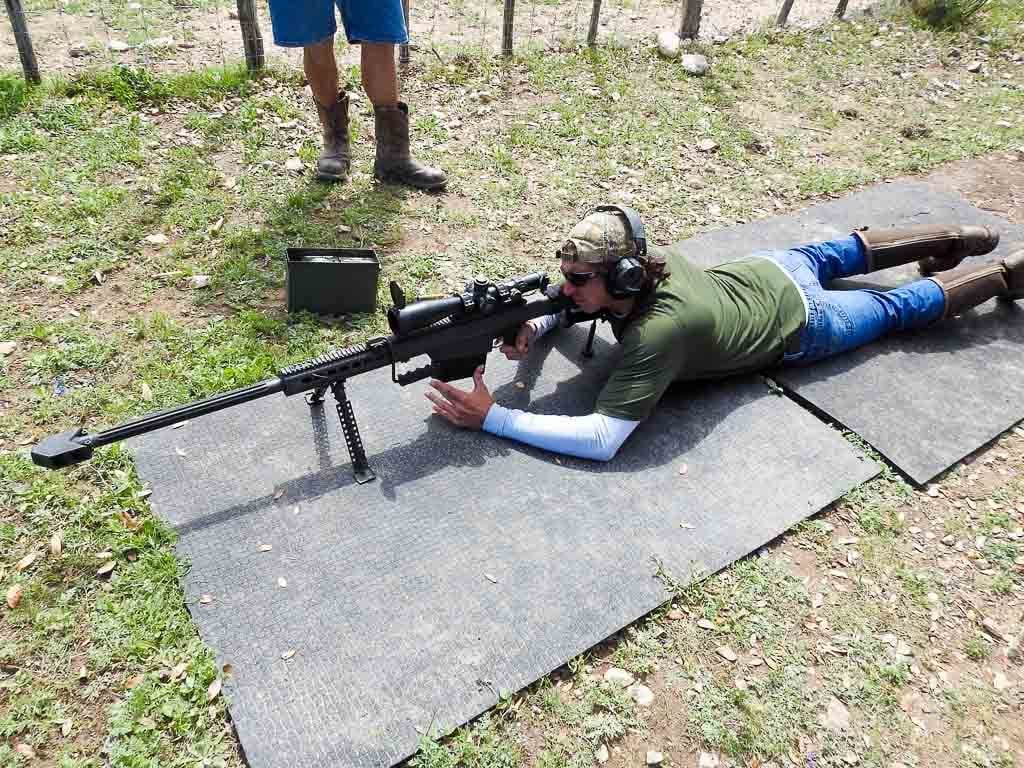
[314, 91, 351, 182]
[931, 250, 1023, 318]
[373, 102, 447, 190]
[853, 225, 999, 275]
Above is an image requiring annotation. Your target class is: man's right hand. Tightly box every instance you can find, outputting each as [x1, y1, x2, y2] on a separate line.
[499, 322, 536, 361]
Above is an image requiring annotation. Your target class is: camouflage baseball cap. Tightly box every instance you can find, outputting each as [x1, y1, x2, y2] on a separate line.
[558, 211, 636, 266]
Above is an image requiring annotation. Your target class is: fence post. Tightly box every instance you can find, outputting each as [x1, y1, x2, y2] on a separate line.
[399, 0, 410, 65]
[677, 0, 703, 39]
[4, 0, 41, 84]
[502, 0, 515, 56]
[776, 0, 796, 26]
[235, 0, 264, 72]
[834, 0, 849, 18]
[587, 0, 602, 46]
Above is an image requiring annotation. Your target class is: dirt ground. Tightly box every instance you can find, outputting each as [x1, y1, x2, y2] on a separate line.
[0, 0, 880, 77]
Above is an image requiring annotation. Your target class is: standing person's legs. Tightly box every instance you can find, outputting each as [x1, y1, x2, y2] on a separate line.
[339, 0, 447, 190]
[304, 39, 339, 107]
[266, 0, 350, 181]
[361, 43, 398, 107]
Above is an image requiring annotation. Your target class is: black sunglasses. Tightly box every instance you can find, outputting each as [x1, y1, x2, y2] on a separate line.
[562, 270, 601, 287]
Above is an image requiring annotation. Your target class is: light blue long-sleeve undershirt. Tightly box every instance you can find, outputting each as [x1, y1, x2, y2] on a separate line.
[480, 314, 639, 461]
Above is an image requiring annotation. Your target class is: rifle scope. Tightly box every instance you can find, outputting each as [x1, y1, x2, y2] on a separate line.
[387, 272, 549, 337]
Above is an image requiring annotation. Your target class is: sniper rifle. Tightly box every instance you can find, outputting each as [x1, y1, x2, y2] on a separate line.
[32, 272, 573, 484]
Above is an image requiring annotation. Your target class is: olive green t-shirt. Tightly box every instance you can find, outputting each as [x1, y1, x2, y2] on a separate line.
[595, 245, 806, 422]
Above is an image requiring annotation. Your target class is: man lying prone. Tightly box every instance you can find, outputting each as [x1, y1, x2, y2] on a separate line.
[426, 205, 1023, 460]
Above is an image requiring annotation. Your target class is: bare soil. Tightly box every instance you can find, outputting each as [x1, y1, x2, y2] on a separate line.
[0, 0, 881, 77]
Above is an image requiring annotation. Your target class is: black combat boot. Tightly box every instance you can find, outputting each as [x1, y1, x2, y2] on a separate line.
[373, 102, 447, 191]
[931, 249, 1024, 319]
[314, 91, 351, 182]
[853, 225, 999, 275]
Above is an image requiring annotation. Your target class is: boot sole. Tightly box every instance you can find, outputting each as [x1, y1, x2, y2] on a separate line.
[374, 172, 447, 191]
[316, 171, 349, 183]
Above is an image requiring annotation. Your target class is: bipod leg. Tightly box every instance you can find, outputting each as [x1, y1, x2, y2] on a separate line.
[305, 385, 328, 406]
[330, 380, 375, 484]
[582, 320, 597, 359]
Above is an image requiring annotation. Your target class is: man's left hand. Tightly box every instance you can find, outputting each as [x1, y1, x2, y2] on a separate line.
[425, 365, 493, 430]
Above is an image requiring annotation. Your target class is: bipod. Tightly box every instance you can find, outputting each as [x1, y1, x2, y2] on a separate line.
[306, 381, 375, 484]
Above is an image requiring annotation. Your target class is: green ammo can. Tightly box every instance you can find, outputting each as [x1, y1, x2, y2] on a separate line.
[285, 247, 380, 316]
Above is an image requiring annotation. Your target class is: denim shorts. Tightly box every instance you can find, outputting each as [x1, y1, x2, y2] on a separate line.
[759, 236, 946, 366]
[267, 0, 409, 47]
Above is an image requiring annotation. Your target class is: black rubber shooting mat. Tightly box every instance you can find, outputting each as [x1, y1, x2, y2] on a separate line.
[127, 323, 876, 768]
[680, 183, 1024, 485]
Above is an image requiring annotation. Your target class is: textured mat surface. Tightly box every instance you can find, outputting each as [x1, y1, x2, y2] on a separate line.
[128, 323, 876, 768]
[680, 183, 1024, 485]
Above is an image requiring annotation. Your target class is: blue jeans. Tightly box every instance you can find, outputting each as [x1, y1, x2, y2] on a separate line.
[761, 235, 946, 365]
[267, 0, 409, 47]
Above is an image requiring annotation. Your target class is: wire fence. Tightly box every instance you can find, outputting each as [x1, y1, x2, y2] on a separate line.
[2, 0, 876, 84]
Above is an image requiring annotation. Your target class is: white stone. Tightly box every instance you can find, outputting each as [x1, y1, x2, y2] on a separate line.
[107, 40, 131, 52]
[646, 751, 664, 766]
[628, 684, 654, 706]
[189, 274, 211, 289]
[656, 29, 681, 59]
[604, 667, 635, 687]
[595, 745, 609, 764]
[681, 53, 710, 76]
[285, 157, 304, 172]
[698, 752, 719, 768]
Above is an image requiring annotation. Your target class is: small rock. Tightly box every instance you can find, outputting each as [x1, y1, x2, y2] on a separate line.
[144, 233, 168, 246]
[628, 684, 654, 706]
[698, 139, 719, 152]
[189, 275, 211, 289]
[966, 61, 983, 73]
[285, 157, 304, 172]
[698, 752, 719, 768]
[901, 124, 932, 139]
[667, 609, 685, 620]
[982, 618, 1006, 641]
[716, 645, 738, 662]
[0, 341, 15, 356]
[107, 40, 131, 52]
[656, 29, 681, 59]
[595, 744, 609, 764]
[993, 671, 1010, 690]
[1007, 636, 1021, 663]
[604, 667, 635, 687]
[823, 695, 850, 731]
[697, 618, 716, 630]
[69, 43, 91, 58]
[835, 100, 860, 118]
[140, 36, 174, 48]
[681, 53, 710, 76]
[646, 751, 664, 766]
